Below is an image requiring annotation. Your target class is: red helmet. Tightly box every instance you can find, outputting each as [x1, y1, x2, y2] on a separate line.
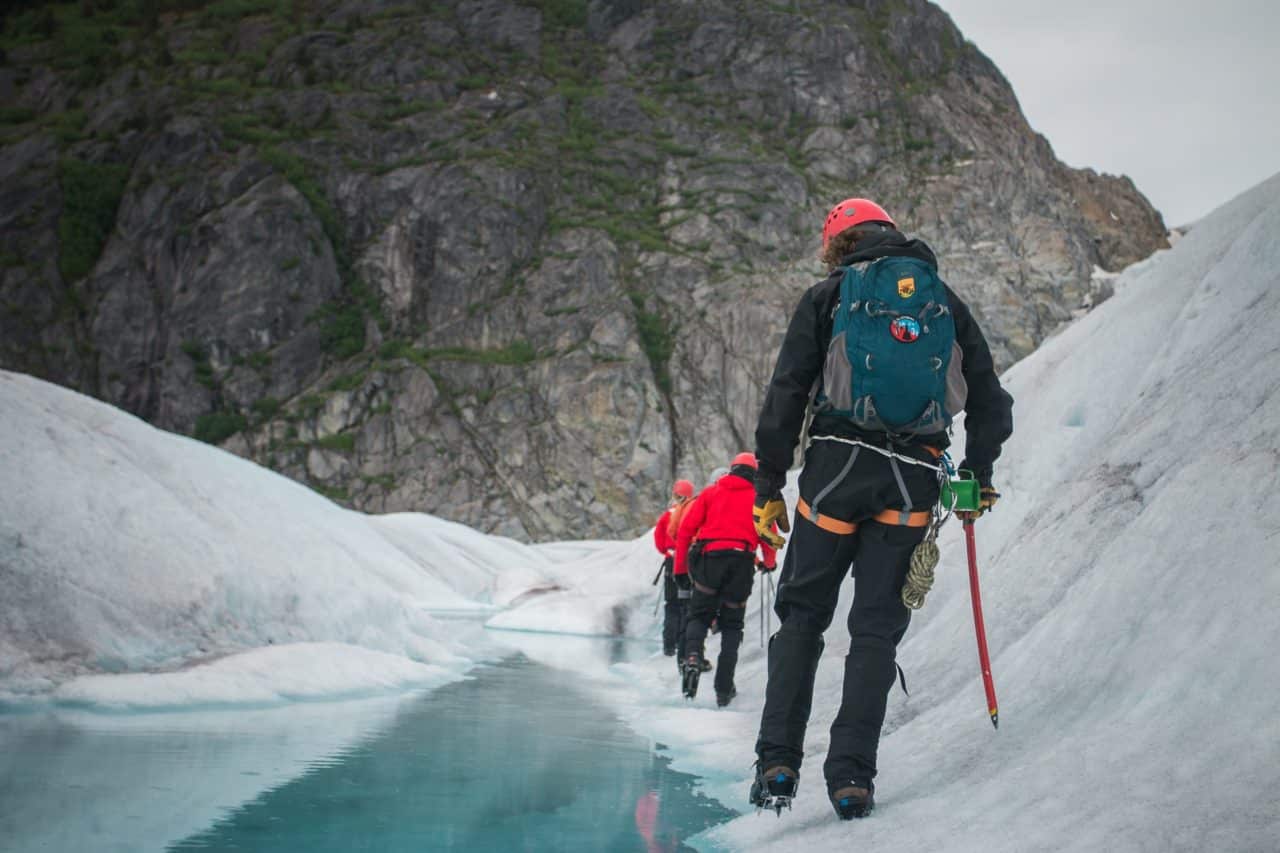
[731, 452, 757, 470]
[822, 198, 896, 249]
[672, 479, 694, 500]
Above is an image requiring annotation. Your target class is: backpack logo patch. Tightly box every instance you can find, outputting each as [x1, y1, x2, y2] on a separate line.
[897, 277, 915, 298]
[890, 316, 921, 343]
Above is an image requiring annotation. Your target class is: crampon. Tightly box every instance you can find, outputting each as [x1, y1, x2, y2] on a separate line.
[749, 765, 798, 816]
[830, 780, 875, 820]
[681, 655, 702, 699]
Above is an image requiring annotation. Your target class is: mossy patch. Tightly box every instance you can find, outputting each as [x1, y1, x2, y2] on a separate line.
[194, 410, 247, 444]
[57, 158, 130, 283]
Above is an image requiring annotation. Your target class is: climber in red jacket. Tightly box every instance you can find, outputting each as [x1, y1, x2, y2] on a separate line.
[653, 479, 695, 656]
[675, 452, 776, 706]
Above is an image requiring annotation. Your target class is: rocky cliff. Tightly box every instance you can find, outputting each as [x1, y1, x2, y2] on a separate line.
[0, 0, 1167, 540]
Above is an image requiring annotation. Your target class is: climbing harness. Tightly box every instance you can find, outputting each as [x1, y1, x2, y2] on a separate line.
[797, 435, 970, 611]
[808, 434, 947, 472]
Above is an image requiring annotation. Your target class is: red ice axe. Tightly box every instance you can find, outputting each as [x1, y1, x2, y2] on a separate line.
[963, 519, 999, 729]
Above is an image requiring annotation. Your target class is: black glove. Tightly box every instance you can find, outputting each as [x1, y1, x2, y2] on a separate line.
[754, 467, 786, 500]
[959, 461, 993, 489]
[755, 557, 777, 573]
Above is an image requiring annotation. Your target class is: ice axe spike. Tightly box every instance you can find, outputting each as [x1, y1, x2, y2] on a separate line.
[964, 520, 999, 729]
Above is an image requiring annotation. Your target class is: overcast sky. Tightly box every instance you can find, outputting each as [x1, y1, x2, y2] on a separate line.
[934, 0, 1280, 226]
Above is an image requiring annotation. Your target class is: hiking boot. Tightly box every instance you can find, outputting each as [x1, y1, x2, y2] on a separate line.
[663, 646, 676, 657]
[715, 687, 737, 708]
[700, 658, 713, 672]
[749, 763, 798, 815]
[829, 779, 875, 820]
[681, 654, 702, 699]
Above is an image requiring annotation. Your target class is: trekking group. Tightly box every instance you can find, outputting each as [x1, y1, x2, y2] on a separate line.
[648, 198, 1013, 820]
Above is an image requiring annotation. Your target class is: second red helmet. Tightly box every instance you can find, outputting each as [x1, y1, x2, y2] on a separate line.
[672, 479, 695, 499]
[731, 452, 758, 470]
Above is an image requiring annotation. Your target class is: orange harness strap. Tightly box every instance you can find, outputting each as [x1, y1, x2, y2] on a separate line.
[796, 498, 931, 535]
[874, 508, 932, 528]
[796, 498, 858, 534]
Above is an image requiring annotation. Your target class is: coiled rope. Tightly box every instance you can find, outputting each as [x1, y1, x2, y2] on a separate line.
[901, 453, 958, 610]
[902, 538, 939, 610]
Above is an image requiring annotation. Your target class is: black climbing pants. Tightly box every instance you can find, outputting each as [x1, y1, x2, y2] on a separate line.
[669, 571, 692, 660]
[684, 550, 755, 696]
[661, 558, 682, 653]
[754, 438, 939, 787]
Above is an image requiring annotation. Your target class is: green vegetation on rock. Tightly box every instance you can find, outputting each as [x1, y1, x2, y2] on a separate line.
[629, 293, 676, 396]
[314, 433, 355, 452]
[57, 159, 129, 283]
[194, 410, 247, 444]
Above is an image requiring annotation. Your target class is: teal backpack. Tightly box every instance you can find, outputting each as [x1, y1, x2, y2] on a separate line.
[816, 256, 964, 436]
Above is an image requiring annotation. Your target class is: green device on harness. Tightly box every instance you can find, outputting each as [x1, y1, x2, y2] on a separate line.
[901, 469, 980, 611]
[941, 469, 981, 512]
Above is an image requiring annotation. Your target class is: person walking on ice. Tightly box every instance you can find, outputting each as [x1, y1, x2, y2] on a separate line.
[675, 453, 777, 707]
[748, 198, 1013, 819]
[653, 479, 696, 657]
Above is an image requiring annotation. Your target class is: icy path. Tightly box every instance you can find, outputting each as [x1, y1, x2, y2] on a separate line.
[516, 176, 1280, 851]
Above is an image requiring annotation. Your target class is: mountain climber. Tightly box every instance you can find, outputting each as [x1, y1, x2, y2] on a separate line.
[653, 480, 695, 656]
[687, 467, 729, 669]
[675, 453, 777, 706]
[749, 198, 1014, 819]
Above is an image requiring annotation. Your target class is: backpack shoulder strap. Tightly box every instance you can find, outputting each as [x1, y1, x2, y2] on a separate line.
[833, 262, 873, 329]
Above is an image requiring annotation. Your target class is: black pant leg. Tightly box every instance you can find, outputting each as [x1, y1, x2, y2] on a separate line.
[755, 516, 859, 772]
[711, 557, 754, 694]
[674, 573, 692, 660]
[662, 568, 680, 652]
[823, 520, 925, 785]
[684, 588, 717, 661]
[714, 599, 746, 695]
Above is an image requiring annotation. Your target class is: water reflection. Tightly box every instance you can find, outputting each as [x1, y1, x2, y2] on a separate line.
[0, 694, 413, 853]
[171, 655, 731, 852]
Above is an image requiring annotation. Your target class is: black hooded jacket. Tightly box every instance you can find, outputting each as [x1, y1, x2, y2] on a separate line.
[753, 230, 1014, 490]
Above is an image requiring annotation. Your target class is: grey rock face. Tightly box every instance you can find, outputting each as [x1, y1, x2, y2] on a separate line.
[0, 0, 1167, 540]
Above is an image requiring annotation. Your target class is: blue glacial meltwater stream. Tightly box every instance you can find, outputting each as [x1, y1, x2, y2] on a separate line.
[0, 636, 734, 852]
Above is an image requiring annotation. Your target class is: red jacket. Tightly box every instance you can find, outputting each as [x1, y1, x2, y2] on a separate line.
[663, 500, 696, 574]
[653, 509, 675, 556]
[675, 473, 777, 575]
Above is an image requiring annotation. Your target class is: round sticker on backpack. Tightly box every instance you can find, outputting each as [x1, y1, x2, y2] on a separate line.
[890, 316, 921, 343]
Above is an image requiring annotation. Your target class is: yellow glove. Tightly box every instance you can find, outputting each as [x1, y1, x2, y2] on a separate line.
[753, 495, 790, 548]
[961, 486, 1001, 520]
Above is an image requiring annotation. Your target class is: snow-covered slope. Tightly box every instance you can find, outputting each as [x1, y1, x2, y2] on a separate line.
[0, 374, 576, 708]
[608, 175, 1280, 851]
